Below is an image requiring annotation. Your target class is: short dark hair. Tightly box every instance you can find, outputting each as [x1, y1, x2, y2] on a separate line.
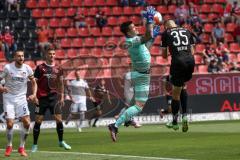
[120, 21, 133, 36]
[13, 50, 24, 57]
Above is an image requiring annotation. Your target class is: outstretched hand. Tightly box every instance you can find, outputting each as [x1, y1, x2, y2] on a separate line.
[142, 6, 156, 24]
[153, 25, 161, 38]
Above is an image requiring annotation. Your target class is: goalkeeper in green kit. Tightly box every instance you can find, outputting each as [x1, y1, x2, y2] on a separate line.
[108, 6, 160, 142]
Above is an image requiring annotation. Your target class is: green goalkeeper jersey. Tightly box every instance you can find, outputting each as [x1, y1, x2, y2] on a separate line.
[126, 36, 151, 72]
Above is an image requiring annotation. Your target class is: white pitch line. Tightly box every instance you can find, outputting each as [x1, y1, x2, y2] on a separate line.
[0, 149, 190, 160]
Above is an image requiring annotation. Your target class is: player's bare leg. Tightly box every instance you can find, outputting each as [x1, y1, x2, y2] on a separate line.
[18, 115, 30, 157]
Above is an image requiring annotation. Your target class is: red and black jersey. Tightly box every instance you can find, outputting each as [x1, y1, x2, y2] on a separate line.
[34, 63, 63, 98]
[93, 85, 107, 103]
[161, 27, 194, 63]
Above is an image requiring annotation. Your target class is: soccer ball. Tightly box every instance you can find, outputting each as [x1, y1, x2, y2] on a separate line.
[154, 11, 163, 25]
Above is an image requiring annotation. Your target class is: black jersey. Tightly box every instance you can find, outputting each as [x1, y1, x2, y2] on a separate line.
[161, 27, 194, 62]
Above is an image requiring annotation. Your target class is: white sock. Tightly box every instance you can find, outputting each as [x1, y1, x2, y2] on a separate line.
[79, 112, 85, 128]
[6, 128, 13, 147]
[19, 127, 30, 148]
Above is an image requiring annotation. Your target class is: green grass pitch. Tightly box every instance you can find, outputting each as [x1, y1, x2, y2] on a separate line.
[0, 120, 239, 160]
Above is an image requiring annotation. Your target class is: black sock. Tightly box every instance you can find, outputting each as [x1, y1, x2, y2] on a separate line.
[171, 100, 180, 124]
[180, 89, 188, 117]
[92, 118, 99, 127]
[33, 122, 41, 145]
[56, 122, 63, 142]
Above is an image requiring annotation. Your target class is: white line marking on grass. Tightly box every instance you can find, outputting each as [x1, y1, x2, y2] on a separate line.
[0, 149, 191, 160]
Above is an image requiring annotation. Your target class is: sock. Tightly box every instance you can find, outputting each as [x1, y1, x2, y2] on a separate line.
[180, 89, 188, 117]
[65, 114, 72, 124]
[171, 100, 180, 124]
[79, 112, 85, 128]
[92, 117, 99, 127]
[56, 122, 63, 142]
[33, 122, 41, 145]
[115, 105, 142, 128]
[20, 127, 30, 148]
[6, 128, 13, 146]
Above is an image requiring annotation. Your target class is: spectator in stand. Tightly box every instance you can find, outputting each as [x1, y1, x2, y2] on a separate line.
[74, 13, 87, 28]
[174, 4, 189, 26]
[2, 26, 17, 61]
[222, 3, 233, 24]
[231, 1, 240, 23]
[212, 22, 225, 45]
[0, 0, 5, 10]
[192, 21, 203, 37]
[188, 2, 198, 17]
[218, 61, 229, 73]
[202, 44, 217, 65]
[37, 26, 50, 56]
[6, 0, 20, 12]
[0, 33, 4, 52]
[129, 0, 146, 6]
[208, 59, 220, 73]
[120, 0, 129, 6]
[233, 21, 240, 44]
[229, 62, 240, 72]
[215, 42, 230, 64]
[95, 10, 107, 32]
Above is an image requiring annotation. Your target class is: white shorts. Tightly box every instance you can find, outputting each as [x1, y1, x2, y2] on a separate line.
[3, 95, 30, 119]
[70, 102, 87, 113]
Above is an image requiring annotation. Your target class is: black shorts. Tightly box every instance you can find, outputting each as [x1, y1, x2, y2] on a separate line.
[93, 101, 102, 111]
[166, 95, 172, 105]
[170, 55, 195, 87]
[35, 93, 62, 115]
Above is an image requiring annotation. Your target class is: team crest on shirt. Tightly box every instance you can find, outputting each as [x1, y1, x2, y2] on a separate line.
[21, 72, 26, 76]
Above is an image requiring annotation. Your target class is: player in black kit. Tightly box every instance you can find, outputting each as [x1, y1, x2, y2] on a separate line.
[161, 20, 195, 132]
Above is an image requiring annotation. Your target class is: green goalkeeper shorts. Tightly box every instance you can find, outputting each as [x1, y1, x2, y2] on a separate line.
[131, 71, 150, 103]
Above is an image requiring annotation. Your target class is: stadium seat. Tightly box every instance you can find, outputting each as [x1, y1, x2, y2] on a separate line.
[0, 51, 6, 61]
[49, 18, 60, 28]
[26, 0, 37, 9]
[73, 59, 85, 68]
[36, 18, 48, 27]
[72, 38, 83, 48]
[55, 8, 66, 17]
[25, 61, 36, 69]
[121, 57, 131, 65]
[207, 13, 218, 22]
[95, 37, 106, 47]
[154, 36, 161, 45]
[103, 50, 113, 57]
[212, 4, 224, 15]
[79, 48, 90, 57]
[150, 46, 160, 55]
[224, 33, 234, 43]
[194, 54, 203, 65]
[110, 57, 121, 66]
[102, 27, 112, 36]
[155, 56, 168, 65]
[118, 16, 129, 25]
[67, 49, 78, 58]
[106, 0, 118, 6]
[55, 49, 66, 59]
[43, 8, 54, 18]
[113, 26, 123, 36]
[217, 0, 226, 3]
[168, 5, 177, 15]
[32, 9, 42, 18]
[88, 7, 99, 16]
[60, 18, 72, 27]
[49, 0, 59, 8]
[134, 6, 144, 15]
[72, 0, 82, 7]
[157, 6, 168, 14]
[67, 28, 78, 37]
[204, 23, 214, 33]
[238, 54, 240, 62]
[198, 65, 208, 73]
[84, 38, 95, 47]
[200, 33, 211, 44]
[85, 58, 97, 67]
[95, 0, 106, 6]
[91, 48, 102, 57]
[112, 7, 123, 16]
[90, 27, 101, 37]
[101, 7, 111, 16]
[229, 43, 240, 53]
[151, 66, 165, 75]
[85, 17, 95, 26]
[138, 26, 145, 35]
[60, 0, 71, 8]
[108, 16, 118, 26]
[55, 28, 66, 38]
[61, 60, 73, 69]
[229, 53, 237, 62]
[78, 28, 90, 37]
[102, 68, 112, 78]
[123, 7, 134, 15]
[67, 8, 77, 17]
[195, 44, 205, 53]
[203, 0, 214, 3]
[38, 0, 48, 8]
[226, 23, 237, 33]
[129, 16, 141, 25]
[83, 0, 94, 7]
[60, 38, 71, 48]
[200, 4, 211, 14]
